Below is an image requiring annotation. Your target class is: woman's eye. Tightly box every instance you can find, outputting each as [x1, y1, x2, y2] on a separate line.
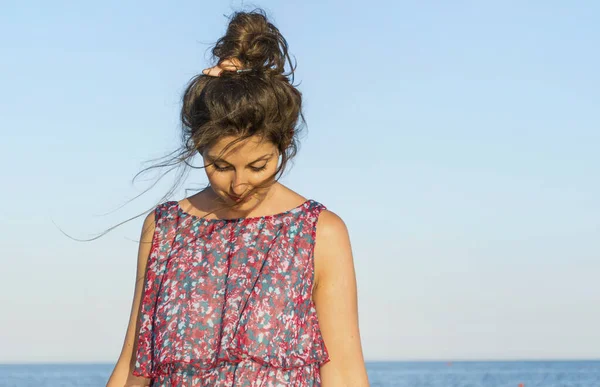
[213, 165, 267, 172]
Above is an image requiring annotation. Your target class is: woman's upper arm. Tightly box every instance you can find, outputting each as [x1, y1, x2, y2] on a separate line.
[106, 211, 155, 387]
[313, 210, 370, 386]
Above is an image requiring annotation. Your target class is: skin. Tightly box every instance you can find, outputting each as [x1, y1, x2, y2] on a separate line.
[107, 61, 369, 386]
[190, 135, 282, 220]
[201, 57, 243, 77]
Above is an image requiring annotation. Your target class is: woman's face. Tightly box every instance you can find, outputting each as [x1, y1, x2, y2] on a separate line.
[202, 135, 279, 209]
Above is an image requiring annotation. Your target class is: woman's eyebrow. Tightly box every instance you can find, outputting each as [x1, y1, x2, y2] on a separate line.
[207, 153, 274, 165]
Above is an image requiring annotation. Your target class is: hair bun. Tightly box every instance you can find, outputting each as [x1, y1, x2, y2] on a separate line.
[212, 10, 292, 76]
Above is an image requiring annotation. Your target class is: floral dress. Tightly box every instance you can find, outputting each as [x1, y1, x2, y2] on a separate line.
[132, 199, 331, 386]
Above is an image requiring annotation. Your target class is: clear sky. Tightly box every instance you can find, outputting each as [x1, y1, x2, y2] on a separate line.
[1, 0, 599, 363]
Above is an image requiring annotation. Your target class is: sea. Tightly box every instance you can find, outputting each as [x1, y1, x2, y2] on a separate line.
[0, 361, 599, 387]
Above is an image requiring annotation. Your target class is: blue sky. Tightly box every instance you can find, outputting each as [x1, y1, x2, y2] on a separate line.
[1, 0, 598, 362]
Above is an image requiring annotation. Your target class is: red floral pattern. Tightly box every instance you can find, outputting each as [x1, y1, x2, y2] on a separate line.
[132, 199, 330, 386]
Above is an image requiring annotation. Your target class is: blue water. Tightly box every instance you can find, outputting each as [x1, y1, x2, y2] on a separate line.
[0, 361, 599, 386]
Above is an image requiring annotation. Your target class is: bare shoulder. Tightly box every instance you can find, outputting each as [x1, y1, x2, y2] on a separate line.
[137, 209, 158, 271]
[140, 208, 157, 243]
[315, 209, 349, 240]
[311, 208, 370, 384]
[313, 209, 353, 290]
[143, 209, 156, 231]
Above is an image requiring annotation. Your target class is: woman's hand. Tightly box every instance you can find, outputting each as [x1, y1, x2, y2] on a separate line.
[202, 58, 244, 77]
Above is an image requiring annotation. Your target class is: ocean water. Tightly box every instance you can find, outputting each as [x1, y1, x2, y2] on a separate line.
[0, 361, 598, 386]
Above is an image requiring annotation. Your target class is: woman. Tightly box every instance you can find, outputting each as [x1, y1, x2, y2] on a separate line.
[107, 9, 369, 387]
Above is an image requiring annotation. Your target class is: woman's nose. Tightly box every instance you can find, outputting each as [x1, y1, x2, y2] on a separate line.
[230, 172, 249, 195]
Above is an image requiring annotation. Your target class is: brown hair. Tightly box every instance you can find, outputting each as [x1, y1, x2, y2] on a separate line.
[177, 8, 303, 211]
[68, 9, 305, 240]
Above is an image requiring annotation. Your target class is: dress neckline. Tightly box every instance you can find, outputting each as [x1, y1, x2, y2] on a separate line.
[173, 199, 313, 223]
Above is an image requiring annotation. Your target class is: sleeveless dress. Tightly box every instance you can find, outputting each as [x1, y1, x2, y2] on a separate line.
[132, 199, 331, 386]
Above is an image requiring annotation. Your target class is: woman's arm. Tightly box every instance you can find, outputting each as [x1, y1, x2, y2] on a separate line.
[313, 210, 370, 386]
[106, 212, 155, 387]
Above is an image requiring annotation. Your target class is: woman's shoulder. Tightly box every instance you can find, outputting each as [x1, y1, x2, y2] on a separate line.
[314, 208, 347, 237]
[154, 200, 180, 214]
[312, 207, 353, 293]
[142, 200, 180, 226]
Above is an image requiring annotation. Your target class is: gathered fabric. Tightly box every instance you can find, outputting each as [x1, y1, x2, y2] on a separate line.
[132, 199, 330, 386]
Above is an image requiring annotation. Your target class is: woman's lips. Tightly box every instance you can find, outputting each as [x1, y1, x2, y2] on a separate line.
[228, 194, 245, 202]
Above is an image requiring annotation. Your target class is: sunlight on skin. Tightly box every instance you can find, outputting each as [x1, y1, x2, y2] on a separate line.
[202, 58, 244, 77]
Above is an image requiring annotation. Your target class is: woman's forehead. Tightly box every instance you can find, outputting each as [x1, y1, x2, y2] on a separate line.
[206, 135, 277, 161]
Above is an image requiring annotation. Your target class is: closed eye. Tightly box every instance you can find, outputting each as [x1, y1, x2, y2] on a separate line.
[214, 164, 267, 172]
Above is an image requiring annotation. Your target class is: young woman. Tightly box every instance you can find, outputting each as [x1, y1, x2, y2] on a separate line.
[107, 9, 369, 387]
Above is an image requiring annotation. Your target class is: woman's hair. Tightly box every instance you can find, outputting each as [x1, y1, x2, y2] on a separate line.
[177, 9, 303, 204]
[73, 9, 304, 240]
